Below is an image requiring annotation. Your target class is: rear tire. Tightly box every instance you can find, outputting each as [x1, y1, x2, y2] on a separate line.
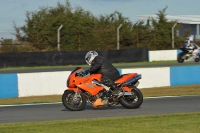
[120, 87, 143, 109]
[177, 53, 184, 63]
[62, 90, 86, 111]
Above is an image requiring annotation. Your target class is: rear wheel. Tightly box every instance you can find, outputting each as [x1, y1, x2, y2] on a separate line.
[62, 90, 86, 111]
[119, 87, 143, 109]
[177, 53, 184, 63]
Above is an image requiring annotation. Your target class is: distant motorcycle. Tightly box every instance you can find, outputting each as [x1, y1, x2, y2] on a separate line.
[62, 67, 143, 111]
[177, 46, 200, 63]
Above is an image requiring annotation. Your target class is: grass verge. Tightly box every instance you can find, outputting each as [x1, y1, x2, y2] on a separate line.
[0, 112, 200, 133]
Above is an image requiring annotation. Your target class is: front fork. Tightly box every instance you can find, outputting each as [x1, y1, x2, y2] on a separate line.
[73, 93, 79, 101]
[65, 87, 82, 101]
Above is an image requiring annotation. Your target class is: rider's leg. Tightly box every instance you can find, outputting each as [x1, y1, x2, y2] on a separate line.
[191, 49, 199, 59]
[100, 76, 121, 95]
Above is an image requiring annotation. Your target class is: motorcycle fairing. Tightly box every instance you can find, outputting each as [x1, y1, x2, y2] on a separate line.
[70, 73, 104, 96]
[67, 68, 83, 88]
[92, 98, 104, 108]
[123, 86, 133, 92]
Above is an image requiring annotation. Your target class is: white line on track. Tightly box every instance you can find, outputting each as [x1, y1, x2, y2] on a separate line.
[0, 102, 62, 107]
[144, 95, 200, 99]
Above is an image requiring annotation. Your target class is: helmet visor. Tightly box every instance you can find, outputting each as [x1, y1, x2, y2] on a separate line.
[85, 51, 98, 65]
[85, 53, 92, 65]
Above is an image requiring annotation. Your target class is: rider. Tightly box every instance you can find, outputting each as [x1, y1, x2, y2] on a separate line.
[183, 35, 199, 59]
[83, 51, 122, 96]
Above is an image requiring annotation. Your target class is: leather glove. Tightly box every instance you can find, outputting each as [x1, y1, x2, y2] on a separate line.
[83, 69, 90, 75]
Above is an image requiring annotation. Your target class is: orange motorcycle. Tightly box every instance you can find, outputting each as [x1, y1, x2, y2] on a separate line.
[62, 67, 143, 111]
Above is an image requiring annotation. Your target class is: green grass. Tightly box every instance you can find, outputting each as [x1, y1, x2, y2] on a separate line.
[0, 112, 200, 133]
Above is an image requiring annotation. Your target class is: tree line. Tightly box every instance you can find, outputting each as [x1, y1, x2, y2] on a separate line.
[0, 1, 189, 52]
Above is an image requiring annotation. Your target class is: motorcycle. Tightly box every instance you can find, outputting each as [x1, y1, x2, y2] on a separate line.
[62, 67, 143, 111]
[177, 46, 200, 63]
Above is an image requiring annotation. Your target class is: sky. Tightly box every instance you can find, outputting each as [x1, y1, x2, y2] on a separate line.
[0, 0, 200, 39]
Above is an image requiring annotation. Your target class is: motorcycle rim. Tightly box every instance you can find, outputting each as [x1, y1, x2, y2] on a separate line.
[119, 87, 143, 109]
[62, 90, 86, 111]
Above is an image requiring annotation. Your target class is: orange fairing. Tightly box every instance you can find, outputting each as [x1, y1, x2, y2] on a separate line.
[92, 98, 104, 108]
[123, 86, 132, 92]
[74, 74, 104, 96]
[115, 73, 137, 84]
[67, 68, 83, 88]
[67, 68, 104, 96]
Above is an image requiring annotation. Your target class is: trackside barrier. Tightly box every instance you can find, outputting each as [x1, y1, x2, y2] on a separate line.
[121, 67, 170, 88]
[1, 65, 200, 99]
[170, 65, 200, 86]
[148, 50, 177, 62]
[17, 71, 71, 97]
[0, 74, 18, 98]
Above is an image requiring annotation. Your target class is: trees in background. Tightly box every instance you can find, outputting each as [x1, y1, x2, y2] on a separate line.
[0, 1, 187, 52]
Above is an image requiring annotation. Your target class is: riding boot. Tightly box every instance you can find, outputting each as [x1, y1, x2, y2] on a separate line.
[111, 83, 122, 96]
[100, 76, 122, 97]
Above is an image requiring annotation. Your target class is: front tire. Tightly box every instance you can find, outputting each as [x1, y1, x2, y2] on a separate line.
[194, 55, 200, 62]
[120, 87, 143, 109]
[62, 90, 86, 111]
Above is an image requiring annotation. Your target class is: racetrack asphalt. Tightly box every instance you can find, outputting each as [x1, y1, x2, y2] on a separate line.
[0, 95, 199, 123]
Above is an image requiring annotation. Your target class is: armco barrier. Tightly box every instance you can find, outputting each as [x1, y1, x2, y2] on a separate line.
[0, 65, 200, 99]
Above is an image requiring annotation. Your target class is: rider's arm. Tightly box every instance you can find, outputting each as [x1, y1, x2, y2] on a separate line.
[193, 43, 199, 49]
[87, 56, 103, 74]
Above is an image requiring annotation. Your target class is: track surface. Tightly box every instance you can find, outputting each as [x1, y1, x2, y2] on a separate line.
[0, 95, 199, 123]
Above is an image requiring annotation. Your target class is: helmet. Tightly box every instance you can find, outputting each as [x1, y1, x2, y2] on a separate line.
[85, 51, 98, 65]
[186, 35, 194, 42]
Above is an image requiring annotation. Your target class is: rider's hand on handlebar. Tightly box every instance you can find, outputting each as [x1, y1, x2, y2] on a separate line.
[77, 69, 90, 76]
[83, 69, 90, 75]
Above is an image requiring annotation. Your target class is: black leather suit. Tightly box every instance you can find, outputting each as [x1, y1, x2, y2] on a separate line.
[87, 56, 120, 90]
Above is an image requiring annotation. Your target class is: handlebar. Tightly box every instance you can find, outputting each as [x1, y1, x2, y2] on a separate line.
[76, 70, 89, 77]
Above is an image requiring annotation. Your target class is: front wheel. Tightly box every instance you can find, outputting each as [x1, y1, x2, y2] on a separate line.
[194, 55, 200, 62]
[62, 90, 86, 111]
[119, 87, 143, 109]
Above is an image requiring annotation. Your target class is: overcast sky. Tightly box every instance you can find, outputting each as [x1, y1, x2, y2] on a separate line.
[1, 0, 200, 39]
